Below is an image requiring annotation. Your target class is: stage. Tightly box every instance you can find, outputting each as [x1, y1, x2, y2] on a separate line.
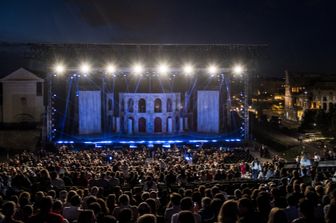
[55, 132, 242, 147]
[45, 44, 258, 147]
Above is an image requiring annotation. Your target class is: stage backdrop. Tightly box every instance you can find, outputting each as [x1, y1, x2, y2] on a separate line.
[79, 91, 101, 134]
[197, 90, 219, 133]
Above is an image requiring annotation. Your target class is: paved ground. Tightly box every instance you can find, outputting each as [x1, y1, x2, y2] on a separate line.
[253, 124, 334, 161]
[249, 149, 273, 162]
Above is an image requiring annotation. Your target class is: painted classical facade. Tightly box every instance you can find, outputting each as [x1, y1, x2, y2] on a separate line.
[119, 93, 181, 134]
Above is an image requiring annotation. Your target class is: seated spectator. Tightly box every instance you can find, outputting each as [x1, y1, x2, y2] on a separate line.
[171, 197, 201, 223]
[138, 202, 151, 216]
[164, 193, 181, 223]
[21, 205, 33, 223]
[77, 209, 96, 223]
[2, 201, 23, 223]
[178, 210, 195, 223]
[217, 200, 239, 223]
[28, 196, 64, 223]
[51, 172, 65, 190]
[137, 213, 157, 223]
[112, 194, 137, 221]
[102, 215, 117, 223]
[267, 208, 287, 223]
[106, 194, 116, 215]
[292, 199, 315, 223]
[238, 197, 260, 223]
[118, 208, 132, 223]
[325, 200, 336, 223]
[198, 197, 215, 223]
[284, 194, 299, 222]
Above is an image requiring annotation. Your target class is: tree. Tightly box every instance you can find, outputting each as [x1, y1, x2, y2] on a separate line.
[315, 109, 328, 133]
[300, 109, 316, 131]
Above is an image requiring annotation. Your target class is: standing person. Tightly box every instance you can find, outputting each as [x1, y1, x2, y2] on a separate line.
[240, 161, 247, 177]
[251, 158, 262, 180]
[300, 154, 312, 176]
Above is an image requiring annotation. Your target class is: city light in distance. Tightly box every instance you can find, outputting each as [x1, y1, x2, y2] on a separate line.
[132, 63, 144, 75]
[183, 64, 194, 76]
[80, 62, 91, 75]
[54, 63, 65, 75]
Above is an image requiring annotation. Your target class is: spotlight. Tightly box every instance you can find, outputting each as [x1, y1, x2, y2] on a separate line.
[233, 64, 244, 75]
[132, 63, 144, 75]
[80, 62, 91, 74]
[105, 64, 116, 74]
[157, 63, 169, 75]
[207, 65, 218, 75]
[54, 63, 65, 75]
[183, 64, 194, 76]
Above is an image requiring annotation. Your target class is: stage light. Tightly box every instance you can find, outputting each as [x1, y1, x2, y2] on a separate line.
[207, 65, 218, 75]
[80, 62, 91, 74]
[105, 64, 116, 74]
[157, 63, 169, 75]
[132, 63, 144, 75]
[183, 64, 194, 76]
[233, 64, 244, 75]
[54, 63, 65, 75]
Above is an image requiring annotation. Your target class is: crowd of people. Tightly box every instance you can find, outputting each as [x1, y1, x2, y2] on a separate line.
[0, 145, 335, 223]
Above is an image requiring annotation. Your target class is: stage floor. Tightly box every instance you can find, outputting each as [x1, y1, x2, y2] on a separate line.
[55, 132, 242, 145]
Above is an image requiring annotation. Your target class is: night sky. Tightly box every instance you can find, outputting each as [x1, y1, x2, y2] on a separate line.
[0, 0, 335, 76]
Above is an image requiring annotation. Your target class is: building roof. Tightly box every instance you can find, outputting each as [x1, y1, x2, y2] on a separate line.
[0, 67, 44, 82]
[312, 81, 336, 90]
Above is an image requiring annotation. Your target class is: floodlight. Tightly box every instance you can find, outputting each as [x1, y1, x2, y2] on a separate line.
[207, 65, 218, 75]
[132, 63, 144, 75]
[54, 63, 65, 75]
[105, 64, 116, 74]
[157, 63, 169, 75]
[80, 62, 91, 74]
[183, 64, 194, 75]
[233, 64, 244, 75]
